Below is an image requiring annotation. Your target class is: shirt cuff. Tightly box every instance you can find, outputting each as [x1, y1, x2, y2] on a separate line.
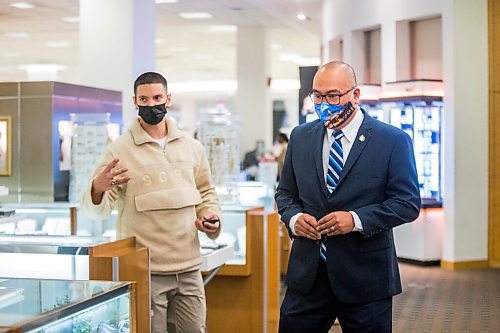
[289, 212, 303, 236]
[350, 211, 364, 232]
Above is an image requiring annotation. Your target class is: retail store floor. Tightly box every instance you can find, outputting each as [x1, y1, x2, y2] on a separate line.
[280, 263, 500, 332]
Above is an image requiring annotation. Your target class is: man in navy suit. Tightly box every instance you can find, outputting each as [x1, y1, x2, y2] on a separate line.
[276, 61, 421, 333]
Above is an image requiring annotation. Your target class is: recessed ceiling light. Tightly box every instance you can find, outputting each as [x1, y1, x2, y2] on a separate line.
[62, 16, 79, 23]
[155, 38, 165, 44]
[10, 2, 35, 9]
[155, 0, 178, 3]
[4, 32, 30, 38]
[179, 12, 212, 19]
[210, 25, 237, 32]
[296, 13, 309, 21]
[46, 41, 71, 48]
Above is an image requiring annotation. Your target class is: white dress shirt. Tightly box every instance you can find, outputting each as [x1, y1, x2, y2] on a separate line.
[290, 107, 365, 235]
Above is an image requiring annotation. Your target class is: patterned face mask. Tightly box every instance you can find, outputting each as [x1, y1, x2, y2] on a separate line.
[317, 101, 356, 128]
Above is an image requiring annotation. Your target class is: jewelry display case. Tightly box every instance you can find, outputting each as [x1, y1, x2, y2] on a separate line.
[0, 278, 132, 333]
[0, 236, 149, 332]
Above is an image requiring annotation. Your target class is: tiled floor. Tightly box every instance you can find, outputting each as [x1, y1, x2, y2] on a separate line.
[280, 263, 500, 332]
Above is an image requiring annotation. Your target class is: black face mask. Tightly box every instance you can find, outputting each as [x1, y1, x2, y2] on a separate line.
[138, 103, 167, 125]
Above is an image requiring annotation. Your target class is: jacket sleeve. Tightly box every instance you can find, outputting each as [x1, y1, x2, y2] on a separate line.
[194, 145, 222, 240]
[353, 132, 421, 238]
[80, 149, 120, 221]
[275, 127, 303, 237]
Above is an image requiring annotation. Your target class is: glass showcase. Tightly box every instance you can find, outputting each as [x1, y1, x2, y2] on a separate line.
[0, 279, 130, 332]
[384, 100, 443, 205]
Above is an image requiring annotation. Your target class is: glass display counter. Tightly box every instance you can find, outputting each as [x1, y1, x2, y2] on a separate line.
[0, 278, 131, 333]
[0, 203, 115, 237]
[0, 235, 112, 280]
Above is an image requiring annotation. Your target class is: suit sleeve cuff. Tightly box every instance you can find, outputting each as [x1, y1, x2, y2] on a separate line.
[289, 212, 303, 236]
[350, 211, 364, 232]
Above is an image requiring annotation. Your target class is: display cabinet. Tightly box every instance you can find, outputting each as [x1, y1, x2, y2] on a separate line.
[0, 203, 115, 237]
[0, 81, 122, 204]
[205, 206, 280, 333]
[0, 236, 149, 333]
[0, 278, 132, 333]
[380, 99, 443, 206]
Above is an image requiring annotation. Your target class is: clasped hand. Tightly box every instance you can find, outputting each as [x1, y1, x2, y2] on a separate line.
[293, 211, 354, 240]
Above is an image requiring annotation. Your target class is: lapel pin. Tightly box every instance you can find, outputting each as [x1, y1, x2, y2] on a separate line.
[359, 134, 365, 142]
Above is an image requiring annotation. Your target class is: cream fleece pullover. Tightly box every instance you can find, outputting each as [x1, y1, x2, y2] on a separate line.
[81, 116, 221, 274]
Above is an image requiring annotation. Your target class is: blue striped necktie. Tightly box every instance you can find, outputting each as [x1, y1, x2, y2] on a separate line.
[320, 130, 344, 262]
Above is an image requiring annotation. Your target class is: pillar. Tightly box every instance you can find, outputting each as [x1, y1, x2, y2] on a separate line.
[80, 0, 156, 125]
[236, 27, 272, 156]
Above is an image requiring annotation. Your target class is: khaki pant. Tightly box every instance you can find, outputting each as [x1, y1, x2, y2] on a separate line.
[151, 270, 206, 333]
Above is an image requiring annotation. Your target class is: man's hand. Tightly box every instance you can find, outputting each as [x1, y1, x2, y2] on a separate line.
[195, 214, 220, 234]
[294, 213, 321, 240]
[317, 211, 354, 236]
[91, 158, 130, 204]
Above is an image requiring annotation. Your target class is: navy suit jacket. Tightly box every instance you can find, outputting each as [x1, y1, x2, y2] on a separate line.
[275, 111, 421, 304]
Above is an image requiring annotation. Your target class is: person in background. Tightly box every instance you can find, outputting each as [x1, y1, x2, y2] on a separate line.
[275, 61, 421, 333]
[81, 72, 221, 333]
[275, 133, 288, 180]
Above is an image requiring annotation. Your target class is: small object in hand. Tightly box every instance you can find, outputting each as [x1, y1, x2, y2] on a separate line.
[111, 179, 116, 186]
[204, 217, 220, 224]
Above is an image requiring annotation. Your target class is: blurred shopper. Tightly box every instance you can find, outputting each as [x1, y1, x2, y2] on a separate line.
[81, 72, 221, 333]
[275, 61, 421, 333]
[275, 132, 288, 179]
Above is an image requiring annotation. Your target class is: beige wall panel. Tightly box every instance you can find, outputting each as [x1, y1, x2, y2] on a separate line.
[19, 97, 53, 202]
[0, 83, 19, 97]
[20, 82, 54, 96]
[0, 98, 20, 201]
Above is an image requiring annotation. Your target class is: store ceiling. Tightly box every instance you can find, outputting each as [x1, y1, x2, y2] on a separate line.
[0, 0, 322, 86]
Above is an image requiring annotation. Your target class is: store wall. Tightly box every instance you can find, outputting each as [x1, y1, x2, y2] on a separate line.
[321, 0, 489, 265]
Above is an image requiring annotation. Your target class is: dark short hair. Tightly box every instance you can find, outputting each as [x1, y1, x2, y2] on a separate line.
[134, 72, 168, 95]
[278, 133, 288, 143]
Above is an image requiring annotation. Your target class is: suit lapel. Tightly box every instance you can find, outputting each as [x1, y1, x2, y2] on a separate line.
[309, 122, 330, 198]
[336, 114, 373, 188]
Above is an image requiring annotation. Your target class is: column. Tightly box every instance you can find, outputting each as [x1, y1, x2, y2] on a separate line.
[80, 0, 156, 125]
[441, 0, 489, 267]
[236, 27, 272, 156]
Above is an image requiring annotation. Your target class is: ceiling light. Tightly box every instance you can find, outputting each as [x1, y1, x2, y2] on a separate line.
[62, 16, 79, 23]
[46, 41, 71, 48]
[2, 52, 19, 57]
[4, 32, 30, 38]
[18, 64, 67, 71]
[296, 13, 309, 21]
[155, 0, 178, 3]
[193, 54, 214, 60]
[9, 2, 35, 9]
[179, 12, 213, 19]
[210, 25, 237, 32]
[155, 38, 165, 44]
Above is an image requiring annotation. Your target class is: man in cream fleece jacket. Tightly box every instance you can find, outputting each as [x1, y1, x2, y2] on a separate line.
[81, 72, 221, 333]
